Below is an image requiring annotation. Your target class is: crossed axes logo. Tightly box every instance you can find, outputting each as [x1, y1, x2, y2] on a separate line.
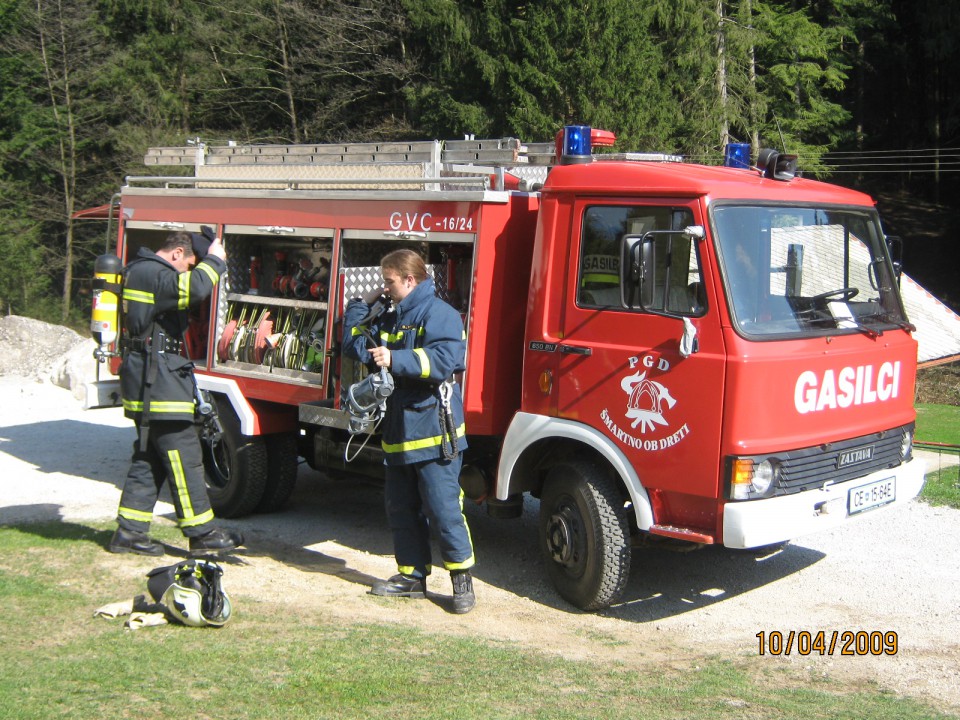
[621, 370, 677, 433]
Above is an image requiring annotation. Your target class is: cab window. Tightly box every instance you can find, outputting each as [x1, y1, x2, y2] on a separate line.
[577, 204, 703, 315]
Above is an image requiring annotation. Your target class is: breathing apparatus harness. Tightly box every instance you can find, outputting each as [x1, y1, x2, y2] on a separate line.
[343, 294, 460, 463]
[344, 297, 395, 461]
[90, 254, 162, 451]
[346, 366, 394, 437]
[91, 249, 222, 451]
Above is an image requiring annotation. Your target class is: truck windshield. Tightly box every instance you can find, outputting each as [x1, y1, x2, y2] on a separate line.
[712, 204, 908, 338]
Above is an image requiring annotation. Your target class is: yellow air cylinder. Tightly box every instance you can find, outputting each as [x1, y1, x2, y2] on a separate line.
[91, 254, 122, 349]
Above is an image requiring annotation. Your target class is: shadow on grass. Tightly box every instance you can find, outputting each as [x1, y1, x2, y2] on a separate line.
[0, 467, 829, 621]
[0, 514, 113, 545]
[206, 471, 829, 622]
[0, 503, 390, 604]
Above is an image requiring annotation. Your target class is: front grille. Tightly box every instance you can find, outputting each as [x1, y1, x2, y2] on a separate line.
[773, 424, 910, 496]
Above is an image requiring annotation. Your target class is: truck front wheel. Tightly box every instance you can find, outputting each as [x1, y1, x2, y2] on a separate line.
[201, 397, 268, 518]
[539, 462, 631, 611]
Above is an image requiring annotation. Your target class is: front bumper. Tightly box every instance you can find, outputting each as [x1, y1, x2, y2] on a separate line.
[722, 456, 926, 548]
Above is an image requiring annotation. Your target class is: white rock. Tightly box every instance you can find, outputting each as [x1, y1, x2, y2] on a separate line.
[48, 338, 100, 399]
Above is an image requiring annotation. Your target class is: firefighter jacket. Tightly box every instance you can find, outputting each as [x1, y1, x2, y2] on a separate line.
[343, 277, 467, 466]
[119, 247, 225, 423]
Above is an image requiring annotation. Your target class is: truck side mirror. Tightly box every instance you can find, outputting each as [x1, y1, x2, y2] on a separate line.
[620, 234, 654, 308]
[639, 239, 656, 307]
[621, 227, 702, 312]
[885, 235, 903, 280]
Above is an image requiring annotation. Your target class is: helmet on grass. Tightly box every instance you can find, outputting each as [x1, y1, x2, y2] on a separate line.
[146, 559, 232, 627]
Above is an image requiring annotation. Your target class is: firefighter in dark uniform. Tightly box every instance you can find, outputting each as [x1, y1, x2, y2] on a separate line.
[343, 248, 476, 613]
[108, 229, 244, 557]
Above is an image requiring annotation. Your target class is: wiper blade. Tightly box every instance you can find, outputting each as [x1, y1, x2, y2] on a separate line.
[857, 312, 916, 333]
[849, 320, 881, 339]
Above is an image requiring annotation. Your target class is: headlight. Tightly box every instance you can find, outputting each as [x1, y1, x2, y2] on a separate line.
[753, 459, 776, 494]
[900, 429, 913, 461]
[729, 456, 781, 499]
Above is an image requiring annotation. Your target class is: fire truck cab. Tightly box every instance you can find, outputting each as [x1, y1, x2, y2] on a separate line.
[87, 128, 925, 610]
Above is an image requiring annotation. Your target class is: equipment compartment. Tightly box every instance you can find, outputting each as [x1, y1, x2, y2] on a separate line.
[214, 229, 333, 385]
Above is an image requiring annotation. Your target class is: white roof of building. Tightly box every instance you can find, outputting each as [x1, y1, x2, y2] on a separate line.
[901, 273, 960, 366]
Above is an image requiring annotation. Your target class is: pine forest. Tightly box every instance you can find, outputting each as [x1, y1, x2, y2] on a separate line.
[0, 0, 957, 323]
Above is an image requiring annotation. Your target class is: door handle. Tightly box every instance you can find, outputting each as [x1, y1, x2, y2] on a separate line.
[559, 344, 592, 356]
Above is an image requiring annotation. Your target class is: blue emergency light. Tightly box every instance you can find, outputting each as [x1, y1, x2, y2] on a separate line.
[560, 125, 592, 164]
[724, 142, 751, 169]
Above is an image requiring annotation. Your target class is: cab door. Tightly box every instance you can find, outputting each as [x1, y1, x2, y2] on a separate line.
[555, 199, 727, 531]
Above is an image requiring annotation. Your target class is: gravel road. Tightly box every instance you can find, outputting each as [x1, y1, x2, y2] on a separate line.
[1, 375, 958, 712]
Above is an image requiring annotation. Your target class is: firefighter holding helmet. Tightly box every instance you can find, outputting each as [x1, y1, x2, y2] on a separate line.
[343, 248, 475, 613]
[108, 228, 244, 556]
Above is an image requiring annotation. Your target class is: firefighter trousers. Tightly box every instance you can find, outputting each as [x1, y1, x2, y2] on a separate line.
[384, 455, 475, 579]
[117, 419, 215, 538]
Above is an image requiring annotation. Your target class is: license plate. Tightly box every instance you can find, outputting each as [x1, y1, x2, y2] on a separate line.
[847, 477, 896, 515]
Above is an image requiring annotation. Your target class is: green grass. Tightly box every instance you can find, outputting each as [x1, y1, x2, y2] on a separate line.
[915, 404, 960, 445]
[915, 403, 960, 508]
[0, 522, 956, 720]
[919, 466, 960, 508]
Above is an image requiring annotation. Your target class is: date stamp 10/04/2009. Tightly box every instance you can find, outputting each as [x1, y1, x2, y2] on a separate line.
[756, 630, 899, 656]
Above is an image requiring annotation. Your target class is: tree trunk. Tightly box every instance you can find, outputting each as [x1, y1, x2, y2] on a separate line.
[36, 0, 78, 322]
[716, 0, 729, 148]
[746, 0, 759, 157]
[273, 0, 300, 143]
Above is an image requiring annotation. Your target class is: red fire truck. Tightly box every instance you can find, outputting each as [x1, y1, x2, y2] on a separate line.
[87, 127, 926, 610]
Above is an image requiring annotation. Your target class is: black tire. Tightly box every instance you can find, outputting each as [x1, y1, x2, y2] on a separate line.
[256, 432, 299, 513]
[201, 396, 268, 518]
[539, 462, 631, 611]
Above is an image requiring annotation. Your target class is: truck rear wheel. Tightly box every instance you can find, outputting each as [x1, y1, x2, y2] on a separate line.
[256, 432, 299, 513]
[201, 397, 268, 518]
[539, 462, 631, 610]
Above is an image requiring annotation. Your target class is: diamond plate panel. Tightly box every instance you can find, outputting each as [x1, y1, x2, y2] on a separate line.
[342, 266, 384, 301]
[506, 165, 550, 185]
[342, 265, 450, 304]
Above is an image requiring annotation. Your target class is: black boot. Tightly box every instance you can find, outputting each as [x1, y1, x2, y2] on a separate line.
[189, 527, 244, 553]
[451, 570, 475, 614]
[108, 528, 164, 557]
[370, 574, 426, 599]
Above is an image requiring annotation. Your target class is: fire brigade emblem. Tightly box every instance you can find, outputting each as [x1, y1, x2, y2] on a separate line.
[621, 370, 676, 433]
[601, 362, 689, 452]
